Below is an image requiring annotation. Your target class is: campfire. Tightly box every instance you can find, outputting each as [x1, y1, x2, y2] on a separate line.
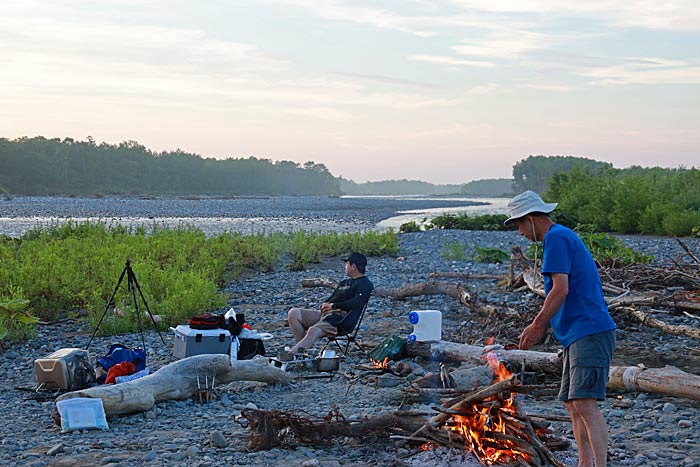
[446, 353, 531, 465]
[370, 356, 390, 369]
[414, 350, 568, 467]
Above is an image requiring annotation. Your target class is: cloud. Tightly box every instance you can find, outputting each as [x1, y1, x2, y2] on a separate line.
[581, 57, 700, 85]
[445, 0, 700, 31]
[407, 55, 494, 68]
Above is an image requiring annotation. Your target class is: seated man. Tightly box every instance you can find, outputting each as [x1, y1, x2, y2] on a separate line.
[287, 252, 373, 353]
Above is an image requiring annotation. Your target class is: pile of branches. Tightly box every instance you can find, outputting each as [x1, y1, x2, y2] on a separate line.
[509, 240, 700, 340]
[240, 376, 571, 466]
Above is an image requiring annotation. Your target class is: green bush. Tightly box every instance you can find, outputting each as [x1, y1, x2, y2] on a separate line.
[546, 166, 700, 236]
[399, 221, 421, 233]
[0, 296, 38, 343]
[638, 202, 669, 235]
[431, 213, 509, 231]
[0, 222, 400, 338]
[441, 240, 469, 261]
[472, 247, 510, 264]
[662, 209, 700, 237]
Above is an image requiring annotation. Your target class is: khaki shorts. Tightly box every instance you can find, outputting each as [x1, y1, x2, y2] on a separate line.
[293, 307, 347, 337]
[559, 330, 615, 401]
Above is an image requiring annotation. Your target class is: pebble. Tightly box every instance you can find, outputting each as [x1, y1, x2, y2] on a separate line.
[1, 197, 699, 467]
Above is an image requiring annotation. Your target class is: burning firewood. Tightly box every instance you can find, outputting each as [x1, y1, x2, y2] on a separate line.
[407, 353, 570, 466]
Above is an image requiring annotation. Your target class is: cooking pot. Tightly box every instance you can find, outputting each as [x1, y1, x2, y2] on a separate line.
[314, 356, 340, 372]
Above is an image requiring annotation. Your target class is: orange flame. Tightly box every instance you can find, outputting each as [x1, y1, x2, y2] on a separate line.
[369, 357, 390, 369]
[447, 349, 528, 464]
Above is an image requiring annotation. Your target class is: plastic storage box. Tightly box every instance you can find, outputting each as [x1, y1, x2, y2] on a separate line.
[172, 325, 231, 359]
[34, 348, 92, 390]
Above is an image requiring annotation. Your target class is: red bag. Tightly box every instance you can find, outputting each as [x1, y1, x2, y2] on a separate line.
[189, 313, 222, 330]
[105, 361, 136, 384]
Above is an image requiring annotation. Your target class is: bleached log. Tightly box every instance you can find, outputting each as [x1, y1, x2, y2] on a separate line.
[302, 277, 473, 306]
[616, 306, 700, 339]
[419, 340, 563, 375]
[607, 364, 700, 401]
[424, 341, 700, 400]
[523, 269, 545, 298]
[428, 272, 503, 280]
[301, 278, 337, 289]
[56, 355, 291, 417]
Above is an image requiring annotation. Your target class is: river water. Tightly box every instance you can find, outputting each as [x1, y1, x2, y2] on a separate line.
[0, 195, 510, 237]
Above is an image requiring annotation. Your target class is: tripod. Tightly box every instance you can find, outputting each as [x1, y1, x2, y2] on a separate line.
[87, 259, 166, 350]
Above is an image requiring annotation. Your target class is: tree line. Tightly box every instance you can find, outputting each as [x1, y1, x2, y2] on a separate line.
[511, 155, 699, 236]
[0, 137, 340, 196]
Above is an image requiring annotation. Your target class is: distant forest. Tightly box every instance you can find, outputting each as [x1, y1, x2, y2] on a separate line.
[340, 178, 513, 196]
[0, 136, 516, 197]
[0, 137, 341, 196]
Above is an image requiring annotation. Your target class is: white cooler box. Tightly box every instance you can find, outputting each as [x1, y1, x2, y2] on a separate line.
[172, 325, 231, 359]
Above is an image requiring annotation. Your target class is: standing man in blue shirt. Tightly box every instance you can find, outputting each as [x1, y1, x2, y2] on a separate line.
[505, 191, 616, 467]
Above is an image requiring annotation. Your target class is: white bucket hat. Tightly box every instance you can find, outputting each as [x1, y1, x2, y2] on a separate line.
[504, 190, 558, 226]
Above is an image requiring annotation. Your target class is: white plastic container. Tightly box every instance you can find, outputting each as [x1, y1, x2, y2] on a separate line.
[171, 325, 231, 359]
[407, 310, 442, 343]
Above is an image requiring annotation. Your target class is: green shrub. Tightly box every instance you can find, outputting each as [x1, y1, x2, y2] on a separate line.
[574, 226, 653, 266]
[638, 202, 669, 235]
[431, 214, 509, 231]
[441, 240, 470, 261]
[0, 296, 38, 343]
[472, 247, 510, 264]
[0, 222, 400, 338]
[399, 221, 421, 233]
[662, 209, 700, 237]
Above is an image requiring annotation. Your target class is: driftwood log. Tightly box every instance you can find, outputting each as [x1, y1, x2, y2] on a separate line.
[408, 340, 563, 375]
[607, 364, 700, 400]
[302, 278, 473, 307]
[411, 341, 700, 400]
[55, 355, 291, 418]
[616, 306, 700, 339]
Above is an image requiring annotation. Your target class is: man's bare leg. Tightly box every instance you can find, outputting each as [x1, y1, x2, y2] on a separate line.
[287, 307, 308, 342]
[565, 399, 608, 467]
[290, 326, 326, 353]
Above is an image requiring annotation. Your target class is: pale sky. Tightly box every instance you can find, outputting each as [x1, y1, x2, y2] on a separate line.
[2, 1, 699, 184]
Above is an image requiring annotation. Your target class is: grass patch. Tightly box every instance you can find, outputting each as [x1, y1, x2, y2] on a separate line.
[0, 221, 399, 339]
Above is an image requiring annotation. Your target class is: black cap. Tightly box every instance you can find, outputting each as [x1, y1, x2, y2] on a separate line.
[343, 252, 367, 270]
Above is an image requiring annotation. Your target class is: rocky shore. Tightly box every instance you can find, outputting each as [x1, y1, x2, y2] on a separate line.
[1, 215, 699, 466]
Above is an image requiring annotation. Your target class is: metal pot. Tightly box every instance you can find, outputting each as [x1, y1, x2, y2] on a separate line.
[314, 356, 340, 372]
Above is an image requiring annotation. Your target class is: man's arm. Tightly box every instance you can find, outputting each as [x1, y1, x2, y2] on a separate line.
[519, 273, 569, 350]
[328, 280, 373, 312]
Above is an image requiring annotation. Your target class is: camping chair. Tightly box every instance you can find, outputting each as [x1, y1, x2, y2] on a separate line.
[321, 299, 370, 356]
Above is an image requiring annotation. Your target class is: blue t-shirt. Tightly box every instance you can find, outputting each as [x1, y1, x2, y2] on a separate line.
[542, 224, 616, 348]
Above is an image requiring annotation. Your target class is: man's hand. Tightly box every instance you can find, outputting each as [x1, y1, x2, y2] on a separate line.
[519, 322, 547, 350]
[320, 302, 333, 313]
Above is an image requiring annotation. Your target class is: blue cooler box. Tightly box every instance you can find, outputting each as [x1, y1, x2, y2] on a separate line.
[172, 325, 231, 359]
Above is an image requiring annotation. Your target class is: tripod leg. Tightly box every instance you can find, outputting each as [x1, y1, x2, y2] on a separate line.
[86, 266, 128, 350]
[127, 269, 147, 351]
[130, 267, 166, 345]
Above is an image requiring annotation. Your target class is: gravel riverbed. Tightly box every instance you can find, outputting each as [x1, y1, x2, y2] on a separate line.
[0, 197, 699, 467]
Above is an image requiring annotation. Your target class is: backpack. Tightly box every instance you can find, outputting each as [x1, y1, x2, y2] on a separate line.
[238, 338, 265, 360]
[188, 313, 222, 330]
[95, 344, 146, 384]
[219, 312, 245, 336]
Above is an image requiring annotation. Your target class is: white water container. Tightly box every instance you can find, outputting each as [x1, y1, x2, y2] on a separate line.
[407, 310, 442, 343]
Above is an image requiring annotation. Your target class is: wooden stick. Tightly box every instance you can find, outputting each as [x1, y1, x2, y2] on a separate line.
[410, 375, 518, 439]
